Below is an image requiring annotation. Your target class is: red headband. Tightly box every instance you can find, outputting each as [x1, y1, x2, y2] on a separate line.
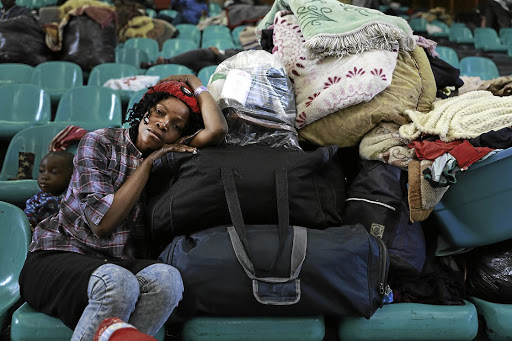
[145, 81, 200, 115]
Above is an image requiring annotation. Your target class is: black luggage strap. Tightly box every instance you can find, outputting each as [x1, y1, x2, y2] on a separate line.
[221, 168, 307, 287]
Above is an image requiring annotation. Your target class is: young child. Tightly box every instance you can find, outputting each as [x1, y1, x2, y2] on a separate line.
[24, 151, 74, 231]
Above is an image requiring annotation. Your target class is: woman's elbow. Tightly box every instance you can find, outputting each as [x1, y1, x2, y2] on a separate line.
[211, 125, 228, 145]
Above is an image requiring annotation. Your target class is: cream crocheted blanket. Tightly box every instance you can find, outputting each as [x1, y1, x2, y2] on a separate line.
[399, 90, 512, 142]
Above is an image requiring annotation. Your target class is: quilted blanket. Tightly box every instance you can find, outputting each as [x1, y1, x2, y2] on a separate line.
[273, 11, 397, 128]
[256, 0, 415, 59]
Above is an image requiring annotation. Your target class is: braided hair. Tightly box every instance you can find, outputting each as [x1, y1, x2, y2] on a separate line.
[126, 90, 204, 145]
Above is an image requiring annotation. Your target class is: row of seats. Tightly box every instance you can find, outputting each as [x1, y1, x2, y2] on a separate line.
[0, 61, 218, 102]
[2, 199, 512, 341]
[433, 52, 500, 80]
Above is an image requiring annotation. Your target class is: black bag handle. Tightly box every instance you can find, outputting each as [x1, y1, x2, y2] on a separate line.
[221, 168, 307, 280]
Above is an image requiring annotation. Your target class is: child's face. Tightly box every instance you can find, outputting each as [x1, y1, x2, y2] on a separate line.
[37, 155, 73, 196]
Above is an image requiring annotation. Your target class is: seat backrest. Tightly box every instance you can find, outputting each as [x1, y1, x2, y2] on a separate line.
[409, 17, 427, 32]
[88, 63, 140, 86]
[116, 47, 150, 69]
[0, 84, 51, 123]
[0, 124, 76, 180]
[146, 8, 156, 17]
[459, 56, 500, 80]
[123, 38, 160, 62]
[202, 38, 235, 50]
[54, 86, 122, 129]
[146, 64, 194, 80]
[208, 2, 222, 16]
[202, 25, 231, 42]
[475, 27, 499, 39]
[0, 63, 33, 86]
[159, 9, 178, 18]
[175, 24, 201, 45]
[31, 61, 83, 92]
[197, 65, 218, 85]
[231, 25, 247, 48]
[161, 39, 198, 58]
[435, 46, 459, 69]
[429, 19, 450, 37]
[0, 201, 31, 306]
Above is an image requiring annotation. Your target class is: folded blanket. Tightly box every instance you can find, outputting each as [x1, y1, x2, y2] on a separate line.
[273, 11, 397, 128]
[256, 0, 415, 59]
[103, 75, 160, 91]
[399, 90, 512, 142]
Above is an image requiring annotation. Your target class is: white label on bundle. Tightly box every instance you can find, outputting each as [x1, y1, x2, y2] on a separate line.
[221, 69, 252, 106]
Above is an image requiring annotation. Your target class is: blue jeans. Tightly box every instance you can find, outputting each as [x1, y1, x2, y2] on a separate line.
[71, 263, 183, 341]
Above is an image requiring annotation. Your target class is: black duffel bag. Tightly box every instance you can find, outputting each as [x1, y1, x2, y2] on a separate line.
[159, 168, 389, 321]
[146, 145, 345, 252]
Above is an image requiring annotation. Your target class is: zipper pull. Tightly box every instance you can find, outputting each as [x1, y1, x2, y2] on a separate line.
[379, 283, 385, 295]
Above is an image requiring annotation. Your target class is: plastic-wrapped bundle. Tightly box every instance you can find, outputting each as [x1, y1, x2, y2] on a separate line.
[0, 15, 52, 65]
[208, 50, 301, 150]
[466, 239, 512, 303]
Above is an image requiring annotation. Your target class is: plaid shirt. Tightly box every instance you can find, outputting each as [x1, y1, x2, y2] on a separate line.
[30, 128, 145, 259]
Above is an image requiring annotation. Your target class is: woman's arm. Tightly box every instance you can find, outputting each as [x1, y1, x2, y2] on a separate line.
[87, 143, 196, 237]
[158, 74, 228, 147]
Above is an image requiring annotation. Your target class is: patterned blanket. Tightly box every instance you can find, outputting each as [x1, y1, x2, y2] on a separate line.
[273, 11, 397, 128]
[256, 0, 415, 59]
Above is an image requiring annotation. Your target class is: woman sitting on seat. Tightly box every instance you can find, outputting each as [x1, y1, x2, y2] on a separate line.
[19, 74, 228, 341]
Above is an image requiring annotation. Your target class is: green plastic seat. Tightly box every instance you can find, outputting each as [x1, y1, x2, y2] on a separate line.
[175, 24, 201, 46]
[11, 302, 166, 341]
[0, 84, 51, 140]
[116, 47, 150, 71]
[231, 25, 247, 49]
[201, 38, 236, 50]
[470, 297, 512, 341]
[181, 316, 325, 341]
[474, 27, 507, 51]
[53, 86, 122, 131]
[459, 56, 500, 80]
[428, 19, 450, 38]
[159, 9, 178, 19]
[161, 38, 199, 58]
[88, 63, 141, 104]
[338, 301, 478, 341]
[0, 63, 33, 86]
[0, 201, 31, 331]
[146, 64, 195, 80]
[202, 25, 231, 42]
[146, 8, 157, 17]
[436, 46, 460, 69]
[208, 2, 222, 16]
[31, 61, 84, 103]
[197, 65, 217, 85]
[450, 26, 474, 44]
[123, 37, 160, 62]
[0, 124, 78, 206]
[409, 17, 427, 33]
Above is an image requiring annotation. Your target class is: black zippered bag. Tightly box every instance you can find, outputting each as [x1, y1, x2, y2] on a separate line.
[159, 168, 389, 320]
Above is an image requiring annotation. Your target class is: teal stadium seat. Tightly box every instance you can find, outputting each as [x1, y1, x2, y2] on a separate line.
[202, 38, 236, 50]
[116, 47, 150, 71]
[145, 64, 195, 80]
[161, 39, 199, 58]
[435, 46, 460, 68]
[469, 297, 512, 341]
[433, 147, 512, 248]
[11, 302, 166, 341]
[0, 124, 79, 206]
[197, 65, 218, 85]
[31, 61, 84, 103]
[146, 8, 157, 17]
[428, 19, 450, 38]
[208, 2, 222, 16]
[53, 86, 123, 131]
[123, 37, 160, 62]
[30, 61, 84, 103]
[175, 24, 201, 47]
[474, 27, 507, 52]
[202, 25, 231, 42]
[88, 63, 141, 104]
[408, 17, 427, 33]
[159, 9, 178, 19]
[449, 26, 474, 44]
[231, 25, 247, 49]
[0, 201, 31, 331]
[0, 63, 33, 86]
[0, 84, 51, 140]
[459, 56, 500, 80]
[181, 316, 325, 341]
[338, 301, 478, 341]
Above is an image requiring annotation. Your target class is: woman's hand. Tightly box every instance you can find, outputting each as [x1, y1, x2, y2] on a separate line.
[158, 74, 203, 91]
[145, 143, 197, 164]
